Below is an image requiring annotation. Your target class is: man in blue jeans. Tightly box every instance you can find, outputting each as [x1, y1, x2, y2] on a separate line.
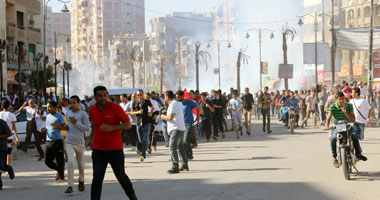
[324, 92, 367, 168]
[160, 91, 188, 174]
[0, 119, 14, 190]
[175, 90, 199, 160]
[131, 89, 154, 162]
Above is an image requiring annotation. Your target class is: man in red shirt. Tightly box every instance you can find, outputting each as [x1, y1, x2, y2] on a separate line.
[88, 86, 137, 200]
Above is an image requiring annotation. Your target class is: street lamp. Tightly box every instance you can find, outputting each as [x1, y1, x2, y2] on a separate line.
[36, 53, 43, 93]
[43, 0, 70, 102]
[244, 28, 275, 90]
[54, 32, 71, 98]
[206, 39, 231, 90]
[0, 40, 7, 98]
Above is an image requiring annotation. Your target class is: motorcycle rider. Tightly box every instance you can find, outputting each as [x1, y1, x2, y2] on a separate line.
[283, 91, 300, 128]
[324, 92, 368, 168]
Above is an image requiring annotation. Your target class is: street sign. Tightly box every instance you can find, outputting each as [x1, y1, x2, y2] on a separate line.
[278, 64, 293, 79]
[373, 52, 380, 78]
[261, 62, 268, 74]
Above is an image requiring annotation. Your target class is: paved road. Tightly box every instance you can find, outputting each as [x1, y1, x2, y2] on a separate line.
[2, 117, 380, 200]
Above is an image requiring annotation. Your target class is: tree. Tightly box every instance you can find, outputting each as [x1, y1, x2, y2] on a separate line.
[127, 47, 139, 88]
[236, 48, 250, 95]
[194, 42, 211, 91]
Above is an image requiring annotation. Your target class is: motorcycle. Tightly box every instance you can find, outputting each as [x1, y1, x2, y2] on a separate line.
[331, 120, 359, 180]
[288, 106, 297, 134]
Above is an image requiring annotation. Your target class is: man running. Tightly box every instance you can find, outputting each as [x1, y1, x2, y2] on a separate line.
[159, 91, 188, 174]
[301, 88, 318, 128]
[0, 100, 19, 166]
[241, 87, 254, 135]
[211, 90, 225, 140]
[229, 90, 244, 139]
[0, 119, 14, 190]
[199, 92, 214, 142]
[64, 96, 90, 193]
[350, 87, 372, 142]
[88, 86, 137, 200]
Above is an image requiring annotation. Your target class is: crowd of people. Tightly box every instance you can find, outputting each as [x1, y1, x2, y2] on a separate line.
[0, 80, 378, 199]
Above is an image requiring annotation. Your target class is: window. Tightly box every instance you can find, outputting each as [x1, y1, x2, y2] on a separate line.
[364, 7, 370, 18]
[17, 11, 24, 28]
[376, 5, 380, 16]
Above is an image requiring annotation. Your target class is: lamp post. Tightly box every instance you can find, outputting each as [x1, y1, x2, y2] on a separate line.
[206, 39, 232, 90]
[54, 32, 70, 97]
[244, 28, 275, 90]
[0, 40, 7, 98]
[35, 53, 43, 93]
[368, 0, 374, 103]
[43, 0, 69, 101]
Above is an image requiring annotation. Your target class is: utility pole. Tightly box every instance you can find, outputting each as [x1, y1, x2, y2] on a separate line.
[160, 53, 164, 95]
[217, 40, 221, 90]
[331, 0, 336, 85]
[54, 32, 58, 97]
[282, 26, 289, 90]
[259, 29, 263, 90]
[314, 12, 318, 89]
[367, 0, 374, 103]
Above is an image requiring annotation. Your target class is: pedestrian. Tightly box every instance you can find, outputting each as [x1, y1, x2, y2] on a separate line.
[35, 103, 47, 161]
[0, 118, 15, 190]
[119, 93, 131, 148]
[259, 87, 272, 134]
[64, 96, 90, 194]
[87, 86, 137, 200]
[159, 91, 188, 174]
[211, 90, 225, 140]
[229, 90, 244, 139]
[57, 106, 69, 163]
[0, 100, 19, 166]
[218, 90, 229, 132]
[131, 89, 154, 162]
[176, 90, 199, 160]
[254, 92, 261, 120]
[45, 101, 67, 183]
[18, 99, 44, 160]
[301, 88, 318, 128]
[160, 101, 170, 147]
[241, 87, 254, 135]
[318, 87, 328, 126]
[350, 87, 372, 141]
[125, 94, 139, 152]
[145, 93, 160, 153]
[199, 92, 214, 142]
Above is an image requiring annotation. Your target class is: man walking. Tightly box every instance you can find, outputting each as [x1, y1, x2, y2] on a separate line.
[229, 90, 244, 138]
[45, 101, 67, 183]
[88, 86, 137, 200]
[199, 92, 214, 142]
[211, 90, 225, 140]
[259, 87, 272, 134]
[241, 87, 254, 135]
[131, 89, 154, 162]
[301, 88, 318, 128]
[176, 90, 199, 160]
[318, 87, 328, 126]
[64, 96, 90, 193]
[0, 119, 15, 190]
[18, 99, 44, 160]
[350, 87, 372, 141]
[160, 91, 188, 174]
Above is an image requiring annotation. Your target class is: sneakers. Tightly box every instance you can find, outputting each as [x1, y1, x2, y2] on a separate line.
[78, 181, 85, 192]
[212, 136, 218, 141]
[332, 158, 339, 168]
[180, 165, 189, 171]
[167, 168, 180, 174]
[147, 149, 152, 154]
[64, 186, 73, 194]
[246, 132, 251, 136]
[221, 134, 225, 139]
[188, 155, 194, 160]
[8, 168, 15, 180]
[357, 154, 368, 161]
[37, 156, 44, 161]
[267, 130, 272, 134]
[136, 149, 142, 156]
[139, 156, 145, 162]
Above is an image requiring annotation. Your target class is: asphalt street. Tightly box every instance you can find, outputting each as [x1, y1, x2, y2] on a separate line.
[2, 117, 380, 200]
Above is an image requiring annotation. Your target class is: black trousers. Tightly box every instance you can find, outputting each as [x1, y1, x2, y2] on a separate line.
[91, 149, 136, 200]
[23, 120, 44, 157]
[45, 140, 65, 180]
[123, 125, 138, 147]
[212, 113, 224, 137]
[202, 119, 212, 139]
[148, 123, 156, 150]
[261, 108, 271, 131]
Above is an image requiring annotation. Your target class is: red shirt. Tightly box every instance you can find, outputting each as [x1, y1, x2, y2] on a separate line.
[89, 101, 130, 151]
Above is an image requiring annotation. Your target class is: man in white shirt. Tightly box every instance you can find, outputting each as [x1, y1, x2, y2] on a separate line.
[159, 91, 188, 174]
[0, 99, 19, 166]
[350, 87, 372, 142]
[119, 94, 130, 148]
[145, 93, 160, 153]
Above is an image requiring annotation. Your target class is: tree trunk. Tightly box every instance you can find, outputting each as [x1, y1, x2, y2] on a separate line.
[196, 55, 199, 91]
[131, 62, 135, 88]
[237, 51, 241, 95]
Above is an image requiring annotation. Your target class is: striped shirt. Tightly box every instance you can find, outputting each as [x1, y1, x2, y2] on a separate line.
[328, 102, 354, 123]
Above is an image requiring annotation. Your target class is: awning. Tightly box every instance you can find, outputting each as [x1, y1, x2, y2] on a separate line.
[7, 64, 43, 71]
[335, 28, 380, 51]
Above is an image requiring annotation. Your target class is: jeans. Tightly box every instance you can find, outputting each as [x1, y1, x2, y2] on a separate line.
[197, 122, 202, 138]
[354, 123, 365, 140]
[261, 108, 271, 131]
[271, 103, 276, 116]
[330, 128, 362, 158]
[318, 105, 326, 122]
[137, 124, 150, 158]
[91, 150, 136, 200]
[0, 149, 13, 188]
[45, 140, 65, 180]
[162, 122, 169, 146]
[23, 121, 44, 158]
[184, 125, 195, 158]
[148, 123, 156, 150]
[243, 109, 252, 133]
[66, 143, 85, 187]
[169, 130, 187, 169]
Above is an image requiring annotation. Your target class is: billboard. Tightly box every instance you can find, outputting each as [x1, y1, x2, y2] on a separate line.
[261, 61, 268, 74]
[374, 52, 380, 79]
[278, 64, 293, 79]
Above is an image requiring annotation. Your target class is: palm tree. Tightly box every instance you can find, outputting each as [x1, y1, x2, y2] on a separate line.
[282, 26, 296, 90]
[194, 41, 211, 91]
[236, 48, 250, 95]
[127, 47, 138, 88]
